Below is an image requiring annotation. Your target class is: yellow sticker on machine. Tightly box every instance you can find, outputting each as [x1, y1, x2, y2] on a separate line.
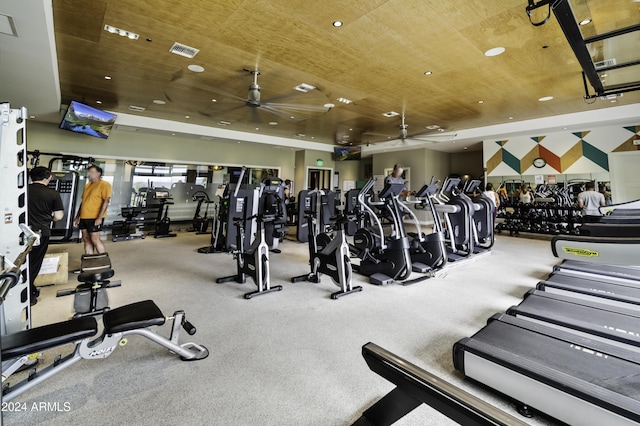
[563, 247, 599, 257]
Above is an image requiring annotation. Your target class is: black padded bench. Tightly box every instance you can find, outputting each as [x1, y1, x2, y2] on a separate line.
[103, 300, 166, 334]
[1, 317, 98, 360]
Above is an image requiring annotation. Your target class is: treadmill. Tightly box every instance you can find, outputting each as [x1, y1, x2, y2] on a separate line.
[579, 223, 640, 238]
[538, 272, 640, 309]
[551, 235, 640, 266]
[453, 314, 640, 425]
[508, 289, 640, 351]
[553, 260, 640, 284]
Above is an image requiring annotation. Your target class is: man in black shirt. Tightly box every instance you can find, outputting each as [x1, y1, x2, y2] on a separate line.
[28, 167, 64, 305]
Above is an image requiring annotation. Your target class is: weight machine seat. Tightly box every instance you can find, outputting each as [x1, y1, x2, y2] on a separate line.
[80, 252, 112, 270]
[103, 300, 165, 334]
[78, 268, 115, 284]
[1, 317, 98, 359]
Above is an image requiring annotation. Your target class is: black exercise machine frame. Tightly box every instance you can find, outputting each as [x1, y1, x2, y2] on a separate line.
[353, 342, 528, 426]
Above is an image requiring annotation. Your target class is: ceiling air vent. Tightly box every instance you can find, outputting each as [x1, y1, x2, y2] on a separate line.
[594, 58, 616, 70]
[169, 42, 200, 59]
[128, 105, 146, 112]
[294, 83, 316, 93]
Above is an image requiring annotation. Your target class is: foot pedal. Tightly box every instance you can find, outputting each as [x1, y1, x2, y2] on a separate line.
[411, 262, 430, 273]
[370, 273, 393, 286]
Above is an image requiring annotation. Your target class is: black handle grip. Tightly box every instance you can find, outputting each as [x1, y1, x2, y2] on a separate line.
[182, 320, 197, 335]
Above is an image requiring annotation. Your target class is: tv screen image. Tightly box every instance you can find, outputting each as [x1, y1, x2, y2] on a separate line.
[59, 101, 117, 139]
[334, 146, 361, 161]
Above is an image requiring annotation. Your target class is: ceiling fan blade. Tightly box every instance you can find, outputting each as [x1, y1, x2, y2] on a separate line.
[261, 92, 305, 104]
[173, 79, 247, 102]
[258, 105, 304, 121]
[362, 129, 398, 136]
[263, 102, 329, 112]
[210, 104, 248, 118]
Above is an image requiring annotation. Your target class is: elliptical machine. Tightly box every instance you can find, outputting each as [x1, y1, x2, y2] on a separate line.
[216, 168, 283, 299]
[351, 179, 429, 286]
[463, 179, 495, 252]
[399, 178, 447, 271]
[291, 189, 363, 299]
[433, 177, 475, 260]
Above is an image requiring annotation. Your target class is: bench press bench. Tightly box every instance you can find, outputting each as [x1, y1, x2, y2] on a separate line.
[2, 299, 208, 402]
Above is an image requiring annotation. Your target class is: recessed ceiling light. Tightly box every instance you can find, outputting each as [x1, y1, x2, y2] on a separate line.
[255, 127, 259, 130]
[104, 76, 112, 80]
[383, 111, 400, 117]
[426, 124, 440, 130]
[211, 99, 217, 102]
[296, 133, 306, 137]
[96, 100, 103, 104]
[237, 141, 241, 144]
[290, 116, 295, 119]
[437, 128, 445, 132]
[332, 21, 343, 27]
[185, 115, 190, 118]
[464, 147, 468, 150]
[508, 116, 513, 120]
[336, 97, 352, 104]
[424, 71, 433, 75]
[29, 115, 35, 119]
[538, 96, 554, 102]
[484, 47, 505, 57]
[187, 64, 205, 73]
[153, 99, 166, 105]
[349, 128, 353, 131]
[610, 100, 617, 103]
[311, 136, 314, 139]
[269, 121, 278, 126]
[579, 18, 592, 26]
[478, 100, 484, 104]
[218, 120, 231, 126]
[324, 103, 335, 108]
[171, 133, 176, 136]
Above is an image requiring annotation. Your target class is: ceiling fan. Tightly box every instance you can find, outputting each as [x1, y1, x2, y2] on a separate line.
[361, 113, 456, 146]
[171, 68, 331, 123]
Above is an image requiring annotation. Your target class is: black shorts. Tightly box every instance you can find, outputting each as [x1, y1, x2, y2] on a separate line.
[79, 218, 103, 233]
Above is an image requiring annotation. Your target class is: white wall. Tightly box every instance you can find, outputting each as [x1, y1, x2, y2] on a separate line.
[26, 121, 296, 178]
[609, 151, 640, 203]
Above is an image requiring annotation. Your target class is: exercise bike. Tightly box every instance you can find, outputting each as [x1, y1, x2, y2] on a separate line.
[216, 187, 283, 299]
[149, 190, 177, 238]
[291, 189, 363, 299]
[188, 191, 212, 234]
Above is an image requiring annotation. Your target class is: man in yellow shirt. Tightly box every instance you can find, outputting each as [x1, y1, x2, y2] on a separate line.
[73, 165, 111, 254]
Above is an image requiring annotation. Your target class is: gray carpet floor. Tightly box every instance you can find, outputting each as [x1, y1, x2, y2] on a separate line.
[5, 232, 563, 426]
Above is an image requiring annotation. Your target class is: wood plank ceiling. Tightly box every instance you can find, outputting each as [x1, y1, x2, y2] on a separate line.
[52, 0, 640, 145]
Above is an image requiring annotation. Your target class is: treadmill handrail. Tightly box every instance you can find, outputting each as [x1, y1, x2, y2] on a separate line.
[358, 342, 529, 426]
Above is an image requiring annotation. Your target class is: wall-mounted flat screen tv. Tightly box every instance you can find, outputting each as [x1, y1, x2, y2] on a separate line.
[334, 146, 361, 161]
[59, 101, 117, 139]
